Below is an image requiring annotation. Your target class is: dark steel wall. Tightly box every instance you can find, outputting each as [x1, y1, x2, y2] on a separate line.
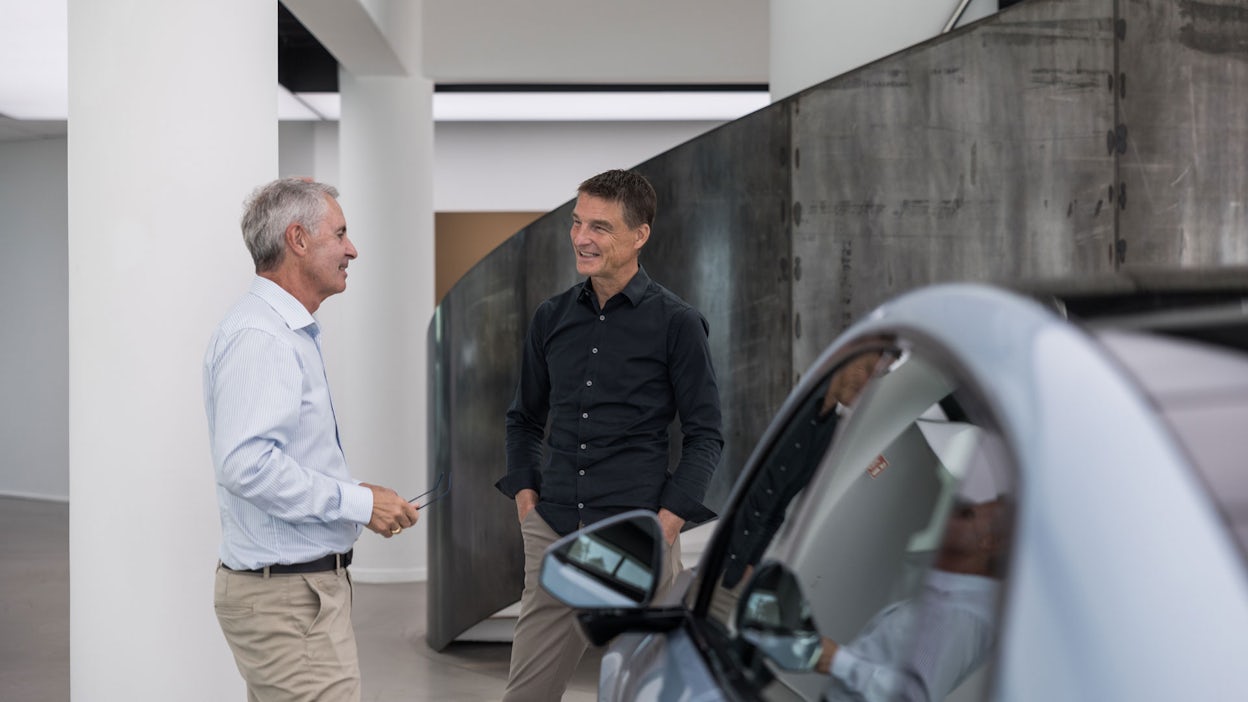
[426, 0, 1248, 650]
[1117, 0, 1248, 265]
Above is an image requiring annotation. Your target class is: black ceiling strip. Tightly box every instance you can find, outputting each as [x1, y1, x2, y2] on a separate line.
[433, 83, 769, 93]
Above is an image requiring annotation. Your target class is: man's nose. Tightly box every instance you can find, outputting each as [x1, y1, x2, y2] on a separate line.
[571, 224, 590, 245]
[345, 237, 359, 259]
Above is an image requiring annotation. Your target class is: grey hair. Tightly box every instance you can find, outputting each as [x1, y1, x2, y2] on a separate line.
[240, 178, 340, 272]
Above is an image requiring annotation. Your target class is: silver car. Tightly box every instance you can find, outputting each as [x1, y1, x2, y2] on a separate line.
[540, 281, 1248, 701]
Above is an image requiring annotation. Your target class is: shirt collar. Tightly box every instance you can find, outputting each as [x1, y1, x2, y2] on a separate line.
[580, 265, 651, 308]
[249, 276, 317, 333]
[620, 265, 651, 306]
[925, 568, 1000, 598]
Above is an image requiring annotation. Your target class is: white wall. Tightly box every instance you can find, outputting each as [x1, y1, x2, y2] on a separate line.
[433, 120, 722, 212]
[0, 136, 68, 501]
[770, 0, 1002, 100]
[422, 0, 767, 84]
[278, 119, 725, 213]
[279, 121, 340, 183]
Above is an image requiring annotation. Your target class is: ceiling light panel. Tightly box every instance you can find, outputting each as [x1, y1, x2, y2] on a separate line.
[431, 91, 770, 122]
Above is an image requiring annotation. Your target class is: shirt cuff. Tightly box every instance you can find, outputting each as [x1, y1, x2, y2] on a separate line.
[658, 481, 716, 524]
[495, 469, 542, 499]
[341, 482, 375, 524]
[830, 647, 858, 680]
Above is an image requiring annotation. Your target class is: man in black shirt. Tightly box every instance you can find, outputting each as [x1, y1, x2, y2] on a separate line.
[496, 169, 724, 701]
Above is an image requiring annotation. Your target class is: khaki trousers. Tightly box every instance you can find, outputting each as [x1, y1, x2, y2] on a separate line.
[502, 510, 682, 702]
[214, 564, 360, 702]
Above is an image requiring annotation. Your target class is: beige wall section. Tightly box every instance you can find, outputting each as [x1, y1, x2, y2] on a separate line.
[436, 211, 543, 302]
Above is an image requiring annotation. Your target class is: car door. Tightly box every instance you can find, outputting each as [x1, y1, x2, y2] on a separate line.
[587, 283, 1248, 701]
[684, 335, 1019, 702]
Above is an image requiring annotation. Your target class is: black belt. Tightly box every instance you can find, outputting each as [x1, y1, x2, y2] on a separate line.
[225, 550, 352, 575]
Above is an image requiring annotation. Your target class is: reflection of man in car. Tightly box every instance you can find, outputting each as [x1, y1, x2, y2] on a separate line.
[815, 489, 1009, 702]
[722, 351, 885, 590]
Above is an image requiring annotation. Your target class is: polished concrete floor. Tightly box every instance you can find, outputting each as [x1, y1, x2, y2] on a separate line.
[0, 496, 599, 701]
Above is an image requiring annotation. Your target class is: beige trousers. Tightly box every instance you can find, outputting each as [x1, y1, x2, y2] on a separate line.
[502, 510, 682, 702]
[214, 564, 360, 702]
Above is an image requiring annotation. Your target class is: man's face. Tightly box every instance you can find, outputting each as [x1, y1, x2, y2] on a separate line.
[303, 196, 357, 300]
[569, 193, 646, 283]
[941, 498, 1004, 558]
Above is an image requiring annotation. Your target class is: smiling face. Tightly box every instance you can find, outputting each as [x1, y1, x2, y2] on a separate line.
[570, 193, 649, 295]
[301, 195, 357, 303]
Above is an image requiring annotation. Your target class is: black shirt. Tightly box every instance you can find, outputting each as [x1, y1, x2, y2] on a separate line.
[497, 267, 724, 536]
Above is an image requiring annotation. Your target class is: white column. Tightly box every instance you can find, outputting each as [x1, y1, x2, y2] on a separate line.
[769, 0, 988, 101]
[67, 1, 274, 699]
[320, 0, 435, 582]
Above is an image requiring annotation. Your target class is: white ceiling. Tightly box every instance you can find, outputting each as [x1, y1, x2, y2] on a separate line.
[0, 0, 769, 142]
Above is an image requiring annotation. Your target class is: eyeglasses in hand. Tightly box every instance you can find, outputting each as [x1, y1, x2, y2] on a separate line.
[409, 472, 451, 509]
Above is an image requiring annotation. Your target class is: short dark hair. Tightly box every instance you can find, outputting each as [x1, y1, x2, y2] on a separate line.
[577, 169, 657, 230]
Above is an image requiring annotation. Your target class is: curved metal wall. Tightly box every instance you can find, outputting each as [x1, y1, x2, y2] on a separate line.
[789, 0, 1117, 369]
[427, 0, 1248, 650]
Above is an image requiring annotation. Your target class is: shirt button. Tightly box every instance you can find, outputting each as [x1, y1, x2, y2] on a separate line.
[582, 413, 589, 419]
[586, 380, 593, 387]
[599, 315, 606, 321]
[578, 502, 584, 509]
[580, 443, 586, 450]
[591, 347, 599, 354]
[579, 470, 586, 476]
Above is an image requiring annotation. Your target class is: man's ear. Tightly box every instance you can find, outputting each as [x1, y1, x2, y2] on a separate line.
[634, 223, 651, 251]
[284, 222, 308, 257]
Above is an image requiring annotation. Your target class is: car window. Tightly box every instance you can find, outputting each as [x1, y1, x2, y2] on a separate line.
[1093, 328, 1248, 560]
[696, 341, 1016, 702]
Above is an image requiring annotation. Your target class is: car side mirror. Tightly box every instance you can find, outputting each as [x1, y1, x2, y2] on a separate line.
[540, 509, 665, 609]
[737, 561, 823, 672]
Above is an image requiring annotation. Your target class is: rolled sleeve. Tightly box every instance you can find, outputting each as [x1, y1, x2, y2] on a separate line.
[495, 467, 542, 499]
[658, 479, 717, 523]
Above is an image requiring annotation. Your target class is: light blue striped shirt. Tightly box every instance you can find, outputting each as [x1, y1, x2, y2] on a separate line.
[204, 276, 373, 570]
[827, 570, 999, 701]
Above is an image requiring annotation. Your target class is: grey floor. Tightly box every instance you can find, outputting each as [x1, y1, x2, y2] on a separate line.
[0, 496, 599, 702]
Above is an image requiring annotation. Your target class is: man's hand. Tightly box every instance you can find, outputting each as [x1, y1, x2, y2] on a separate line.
[657, 508, 685, 546]
[814, 636, 839, 675]
[361, 483, 419, 538]
[515, 488, 538, 523]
